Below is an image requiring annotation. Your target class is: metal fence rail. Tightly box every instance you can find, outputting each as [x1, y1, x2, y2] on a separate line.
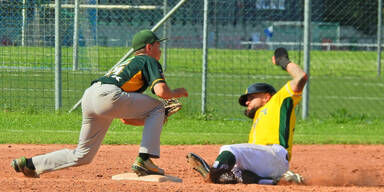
[1, 0, 383, 120]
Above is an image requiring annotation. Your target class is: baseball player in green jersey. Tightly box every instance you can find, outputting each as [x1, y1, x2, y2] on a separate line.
[11, 30, 188, 178]
[187, 47, 307, 185]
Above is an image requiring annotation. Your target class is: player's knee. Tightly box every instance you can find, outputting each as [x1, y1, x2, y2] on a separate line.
[148, 103, 165, 119]
[214, 150, 236, 168]
[74, 150, 96, 165]
[155, 102, 165, 113]
[75, 155, 94, 166]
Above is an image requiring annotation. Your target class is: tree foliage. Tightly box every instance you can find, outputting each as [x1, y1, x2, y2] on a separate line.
[322, 0, 378, 36]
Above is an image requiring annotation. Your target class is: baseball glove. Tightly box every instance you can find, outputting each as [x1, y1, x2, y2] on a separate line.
[120, 98, 182, 126]
[162, 98, 182, 117]
[274, 47, 290, 71]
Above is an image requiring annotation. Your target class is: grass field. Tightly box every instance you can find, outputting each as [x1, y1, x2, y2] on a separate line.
[0, 110, 383, 145]
[1, 46, 384, 119]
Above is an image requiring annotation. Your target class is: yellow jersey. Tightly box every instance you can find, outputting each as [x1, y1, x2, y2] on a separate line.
[248, 81, 302, 160]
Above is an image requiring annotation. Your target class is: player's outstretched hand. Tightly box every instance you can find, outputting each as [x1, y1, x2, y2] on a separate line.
[174, 88, 188, 98]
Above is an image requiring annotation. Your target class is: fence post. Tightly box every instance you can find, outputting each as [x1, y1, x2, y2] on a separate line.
[201, 0, 208, 114]
[73, 0, 79, 71]
[377, 0, 382, 77]
[55, 0, 62, 110]
[163, 0, 168, 72]
[302, 0, 311, 119]
[21, 0, 27, 46]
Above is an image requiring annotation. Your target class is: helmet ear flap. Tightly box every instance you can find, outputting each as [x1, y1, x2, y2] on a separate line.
[238, 94, 248, 106]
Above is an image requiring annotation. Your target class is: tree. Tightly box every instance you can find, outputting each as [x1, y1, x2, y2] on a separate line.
[323, 0, 378, 36]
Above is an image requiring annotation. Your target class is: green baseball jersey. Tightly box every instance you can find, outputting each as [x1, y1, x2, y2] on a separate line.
[93, 55, 165, 93]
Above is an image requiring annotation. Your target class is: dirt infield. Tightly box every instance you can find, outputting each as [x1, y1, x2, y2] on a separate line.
[1, 144, 383, 192]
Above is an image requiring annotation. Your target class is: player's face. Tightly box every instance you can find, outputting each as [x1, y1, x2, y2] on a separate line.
[246, 92, 267, 109]
[147, 41, 162, 60]
[244, 92, 270, 118]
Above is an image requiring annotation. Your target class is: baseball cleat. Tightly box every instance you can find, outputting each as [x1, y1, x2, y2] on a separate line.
[282, 170, 304, 184]
[186, 152, 211, 180]
[131, 157, 165, 176]
[11, 157, 39, 178]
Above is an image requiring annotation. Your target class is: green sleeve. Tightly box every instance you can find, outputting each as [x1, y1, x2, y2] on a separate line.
[142, 57, 166, 94]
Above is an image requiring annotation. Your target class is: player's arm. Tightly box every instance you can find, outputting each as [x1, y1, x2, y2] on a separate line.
[146, 59, 188, 99]
[272, 48, 307, 92]
[286, 62, 307, 93]
[153, 82, 188, 99]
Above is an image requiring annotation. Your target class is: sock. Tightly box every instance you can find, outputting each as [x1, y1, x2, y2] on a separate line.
[212, 151, 236, 170]
[139, 153, 149, 161]
[26, 158, 35, 170]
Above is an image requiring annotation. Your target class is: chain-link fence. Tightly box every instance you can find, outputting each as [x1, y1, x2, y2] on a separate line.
[1, 0, 383, 119]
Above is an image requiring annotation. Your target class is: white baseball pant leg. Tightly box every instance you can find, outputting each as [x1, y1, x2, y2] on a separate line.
[219, 143, 289, 180]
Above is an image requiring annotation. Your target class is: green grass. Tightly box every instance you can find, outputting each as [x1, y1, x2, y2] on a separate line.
[0, 111, 383, 145]
[1, 68, 383, 118]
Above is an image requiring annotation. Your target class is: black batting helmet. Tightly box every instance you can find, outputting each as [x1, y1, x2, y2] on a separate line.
[238, 83, 276, 106]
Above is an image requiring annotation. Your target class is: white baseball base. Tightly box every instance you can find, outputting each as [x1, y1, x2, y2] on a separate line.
[112, 173, 182, 183]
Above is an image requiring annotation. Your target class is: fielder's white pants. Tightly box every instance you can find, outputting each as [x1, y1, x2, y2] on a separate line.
[32, 82, 165, 174]
[219, 143, 289, 180]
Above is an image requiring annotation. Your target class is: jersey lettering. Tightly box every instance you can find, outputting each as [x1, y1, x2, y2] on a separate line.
[106, 61, 130, 82]
[111, 75, 122, 82]
[261, 108, 267, 115]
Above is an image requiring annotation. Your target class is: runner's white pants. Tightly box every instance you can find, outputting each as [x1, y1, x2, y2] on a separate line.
[219, 143, 289, 180]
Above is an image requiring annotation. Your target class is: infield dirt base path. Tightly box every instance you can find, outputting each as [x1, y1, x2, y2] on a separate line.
[1, 144, 383, 192]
